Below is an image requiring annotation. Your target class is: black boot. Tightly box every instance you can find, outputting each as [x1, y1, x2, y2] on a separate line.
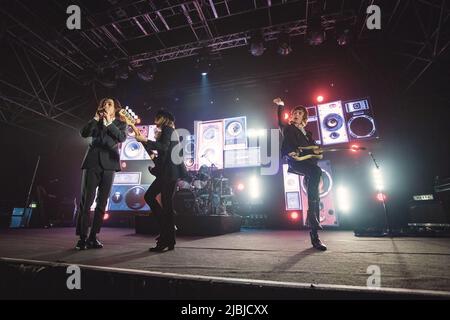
[87, 236, 104, 249]
[75, 238, 87, 250]
[310, 231, 327, 251]
[149, 240, 175, 252]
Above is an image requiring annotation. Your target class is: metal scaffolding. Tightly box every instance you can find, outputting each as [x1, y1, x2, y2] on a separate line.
[0, 0, 449, 132]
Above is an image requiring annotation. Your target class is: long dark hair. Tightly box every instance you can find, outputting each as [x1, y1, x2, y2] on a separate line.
[97, 97, 122, 114]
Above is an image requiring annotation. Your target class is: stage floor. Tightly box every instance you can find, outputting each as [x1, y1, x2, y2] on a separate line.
[1, 227, 449, 293]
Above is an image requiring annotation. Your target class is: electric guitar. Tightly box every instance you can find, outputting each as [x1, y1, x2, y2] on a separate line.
[289, 145, 367, 162]
[119, 107, 140, 136]
[119, 107, 159, 176]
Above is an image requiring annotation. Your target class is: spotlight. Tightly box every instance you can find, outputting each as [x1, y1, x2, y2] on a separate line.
[103, 213, 110, 220]
[277, 32, 292, 56]
[283, 112, 289, 120]
[249, 30, 266, 57]
[316, 95, 324, 103]
[115, 63, 129, 80]
[195, 47, 212, 76]
[376, 192, 387, 202]
[350, 144, 359, 152]
[335, 21, 352, 46]
[289, 211, 299, 220]
[137, 62, 156, 81]
[121, 161, 127, 169]
[306, 17, 325, 46]
[237, 183, 245, 191]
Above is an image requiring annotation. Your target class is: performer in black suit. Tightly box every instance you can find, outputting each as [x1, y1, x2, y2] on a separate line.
[143, 127, 164, 240]
[275, 98, 327, 251]
[76, 98, 127, 250]
[135, 109, 188, 251]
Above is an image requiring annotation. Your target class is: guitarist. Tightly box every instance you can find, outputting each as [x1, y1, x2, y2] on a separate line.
[76, 98, 127, 250]
[274, 98, 327, 251]
[142, 124, 167, 242]
[135, 109, 188, 252]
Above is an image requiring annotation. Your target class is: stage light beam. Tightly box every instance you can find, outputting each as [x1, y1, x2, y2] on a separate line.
[249, 176, 260, 199]
[336, 186, 351, 213]
[372, 168, 384, 191]
[317, 95, 324, 103]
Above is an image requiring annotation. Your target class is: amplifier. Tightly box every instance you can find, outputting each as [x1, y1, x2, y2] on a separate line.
[408, 199, 449, 226]
[10, 208, 33, 228]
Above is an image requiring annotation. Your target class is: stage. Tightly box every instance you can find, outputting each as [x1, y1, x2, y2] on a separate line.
[1, 227, 450, 299]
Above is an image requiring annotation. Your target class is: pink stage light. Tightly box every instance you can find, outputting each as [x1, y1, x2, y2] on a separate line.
[290, 211, 299, 220]
[316, 95, 324, 103]
[103, 213, 110, 220]
[376, 192, 386, 202]
[237, 183, 245, 191]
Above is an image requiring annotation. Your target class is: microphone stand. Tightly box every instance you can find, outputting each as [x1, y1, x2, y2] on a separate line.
[202, 154, 217, 215]
[369, 151, 390, 236]
[24, 155, 41, 218]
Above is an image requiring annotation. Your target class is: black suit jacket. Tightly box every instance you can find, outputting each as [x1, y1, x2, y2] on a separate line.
[278, 105, 318, 164]
[80, 118, 127, 171]
[141, 125, 188, 182]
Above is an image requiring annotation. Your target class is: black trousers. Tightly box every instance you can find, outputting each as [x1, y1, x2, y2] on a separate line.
[76, 167, 114, 239]
[144, 178, 163, 230]
[159, 180, 177, 245]
[288, 160, 322, 230]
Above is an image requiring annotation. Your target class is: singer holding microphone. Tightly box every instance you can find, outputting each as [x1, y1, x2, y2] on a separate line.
[75, 98, 127, 250]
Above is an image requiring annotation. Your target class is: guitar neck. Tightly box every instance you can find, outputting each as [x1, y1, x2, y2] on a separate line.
[128, 123, 140, 136]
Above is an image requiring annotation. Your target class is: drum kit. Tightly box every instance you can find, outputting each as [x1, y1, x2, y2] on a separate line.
[173, 164, 234, 216]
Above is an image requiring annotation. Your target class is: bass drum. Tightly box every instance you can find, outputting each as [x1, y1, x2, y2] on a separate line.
[176, 179, 191, 190]
[173, 189, 198, 215]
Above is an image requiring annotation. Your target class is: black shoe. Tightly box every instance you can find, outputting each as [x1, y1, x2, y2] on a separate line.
[307, 211, 323, 230]
[87, 237, 104, 249]
[310, 232, 327, 251]
[75, 238, 87, 250]
[149, 242, 175, 252]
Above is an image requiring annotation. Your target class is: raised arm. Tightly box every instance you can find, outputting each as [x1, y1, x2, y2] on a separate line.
[80, 119, 98, 138]
[273, 98, 287, 130]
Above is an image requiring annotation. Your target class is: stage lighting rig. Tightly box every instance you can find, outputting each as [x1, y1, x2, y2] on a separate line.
[137, 62, 157, 82]
[195, 47, 213, 76]
[97, 68, 117, 88]
[249, 30, 266, 57]
[306, 17, 325, 46]
[116, 62, 129, 80]
[335, 21, 353, 46]
[277, 32, 292, 56]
